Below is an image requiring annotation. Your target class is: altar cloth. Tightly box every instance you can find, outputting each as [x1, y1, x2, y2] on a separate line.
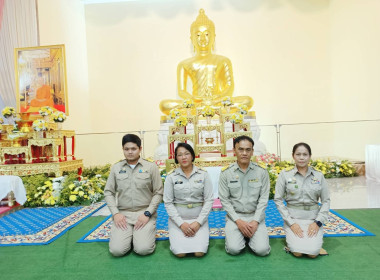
[0, 176, 27, 205]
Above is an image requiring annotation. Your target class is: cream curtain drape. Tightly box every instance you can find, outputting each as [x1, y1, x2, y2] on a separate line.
[0, 0, 38, 112]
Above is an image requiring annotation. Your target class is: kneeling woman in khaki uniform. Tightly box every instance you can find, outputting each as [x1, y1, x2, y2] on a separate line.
[274, 143, 330, 258]
[164, 143, 214, 257]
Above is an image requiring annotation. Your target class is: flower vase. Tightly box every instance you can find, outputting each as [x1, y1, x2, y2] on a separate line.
[56, 122, 63, 130]
[234, 124, 241, 132]
[206, 116, 211, 125]
[36, 131, 44, 138]
[187, 108, 192, 117]
[6, 116, 14, 125]
[226, 106, 230, 114]
[178, 126, 185, 134]
[43, 115, 50, 122]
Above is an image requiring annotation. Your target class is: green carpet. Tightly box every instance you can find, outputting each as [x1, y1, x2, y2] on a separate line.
[1, 209, 380, 280]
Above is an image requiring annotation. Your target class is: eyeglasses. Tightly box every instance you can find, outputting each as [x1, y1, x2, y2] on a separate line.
[177, 152, 191, 158]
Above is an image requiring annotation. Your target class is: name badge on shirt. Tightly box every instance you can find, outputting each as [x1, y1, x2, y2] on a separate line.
[175, 180, 183, 184]
[287, 177, 297, 184]
[229, 180, 238, 183]
[194, 180, 203, 183]
[311, 177, 320, 184]
[249, 178, 259, 183]
[119, 168, 127, 174]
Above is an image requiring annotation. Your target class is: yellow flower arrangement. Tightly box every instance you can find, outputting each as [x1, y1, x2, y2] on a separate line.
[201, 106, 215, 117]
[230, 113, 243, 124]
[2, 106, 16, 118]
[32, 180, 60, 206]
[183, 99, 194, 108]
[238, 104, 248, 115]
[169, 109, 181, 119]
[222, 96, 232, 107]
[32, 119, 48, 131]
[39, 106, 54, 116]
[52, 111, 66, 122]
[175, 116, 188, 127]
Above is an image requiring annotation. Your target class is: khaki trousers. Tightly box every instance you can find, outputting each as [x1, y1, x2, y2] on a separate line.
[109, 210, 156, 257]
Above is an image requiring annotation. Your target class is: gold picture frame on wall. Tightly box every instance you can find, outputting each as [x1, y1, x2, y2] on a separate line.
[14, 44, 69, 115]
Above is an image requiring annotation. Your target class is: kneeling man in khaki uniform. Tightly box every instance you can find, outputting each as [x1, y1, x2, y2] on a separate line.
[219, 136, 270, 256]
[104, 134, 163, 256]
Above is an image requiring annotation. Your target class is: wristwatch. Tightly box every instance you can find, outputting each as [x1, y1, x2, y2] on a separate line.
[144, 211, 152, 218]
[315, 220, 322, 227]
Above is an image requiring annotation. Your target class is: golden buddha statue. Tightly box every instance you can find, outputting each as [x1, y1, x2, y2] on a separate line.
[159, 9, 253, 115]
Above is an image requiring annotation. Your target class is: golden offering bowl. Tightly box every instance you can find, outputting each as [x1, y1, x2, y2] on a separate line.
[205, 137, 214, 144]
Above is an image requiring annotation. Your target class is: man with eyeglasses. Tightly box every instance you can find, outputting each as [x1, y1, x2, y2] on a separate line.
[219, 135, 271, 256]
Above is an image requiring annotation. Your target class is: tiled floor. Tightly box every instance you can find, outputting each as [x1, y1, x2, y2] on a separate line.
[328, 176, 380, 209]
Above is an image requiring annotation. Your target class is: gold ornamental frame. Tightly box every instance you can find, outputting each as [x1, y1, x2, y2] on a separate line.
[14, 44, 69, 115]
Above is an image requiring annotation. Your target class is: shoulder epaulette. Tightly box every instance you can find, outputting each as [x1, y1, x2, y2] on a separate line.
[144, 157, 154, 163]
[221, 165, 230, 172]
[198, 167, 207, 172]
[167, 169, 175, 175]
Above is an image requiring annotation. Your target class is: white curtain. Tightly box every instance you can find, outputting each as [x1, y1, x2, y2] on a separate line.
[0, 0, 38, 112]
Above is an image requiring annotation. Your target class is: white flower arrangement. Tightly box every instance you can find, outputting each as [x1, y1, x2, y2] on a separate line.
[183, 99, 194, 108]
[230, 113, 243, 124]
[52, 111, 66, 122]
[32, 119, 48, 131]
[169, 109, 181, 119]
[201, 106, 215, 117]
[222, 96, 232, 107]
[39, 106, 54, 117]
[238, 104, 248, 115]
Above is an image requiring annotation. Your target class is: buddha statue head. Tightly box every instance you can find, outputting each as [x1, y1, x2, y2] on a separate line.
[190, 9, 215, 54]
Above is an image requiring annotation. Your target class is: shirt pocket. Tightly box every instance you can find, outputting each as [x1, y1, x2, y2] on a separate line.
[116, 174, 129, 190]
[286, 183, 300, 198]
[228, 182, 241, 198]
[309, 182, 322, 194]
[135, 172, 151, 189]
[248, 181, 262, 198]
[174, 183, 188, 200]
[192, 181, 204, 197]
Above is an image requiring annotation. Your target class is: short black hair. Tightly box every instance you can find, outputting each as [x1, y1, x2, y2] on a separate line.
[292, 142, 312, 156]
[233, 135, 254, 148]
[174, 143, 195, 164]
[122, 134, 141, 148]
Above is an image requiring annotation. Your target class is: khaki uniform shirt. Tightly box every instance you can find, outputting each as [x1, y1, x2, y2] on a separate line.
[218, 162, 270, 223]
[274, 167, 330, 226]
[104, 158, 163, 216]
[163, 166, 214, 227]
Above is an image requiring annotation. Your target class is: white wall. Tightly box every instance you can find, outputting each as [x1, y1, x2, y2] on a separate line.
[37, 0, 91, 132]
[329, 0, 380, 161]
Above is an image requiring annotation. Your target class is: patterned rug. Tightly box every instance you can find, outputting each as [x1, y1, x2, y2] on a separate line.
[0, 202, 106, 246]
[77, 200, 375, 243]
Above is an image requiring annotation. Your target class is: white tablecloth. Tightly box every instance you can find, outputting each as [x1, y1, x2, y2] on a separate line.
[366, 145, 380, 182]
[0, 175, 27, 205]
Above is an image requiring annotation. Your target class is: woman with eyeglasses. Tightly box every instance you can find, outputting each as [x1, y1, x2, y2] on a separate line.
[163, 143, 214, 257]
[274, 142, 330, 258]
